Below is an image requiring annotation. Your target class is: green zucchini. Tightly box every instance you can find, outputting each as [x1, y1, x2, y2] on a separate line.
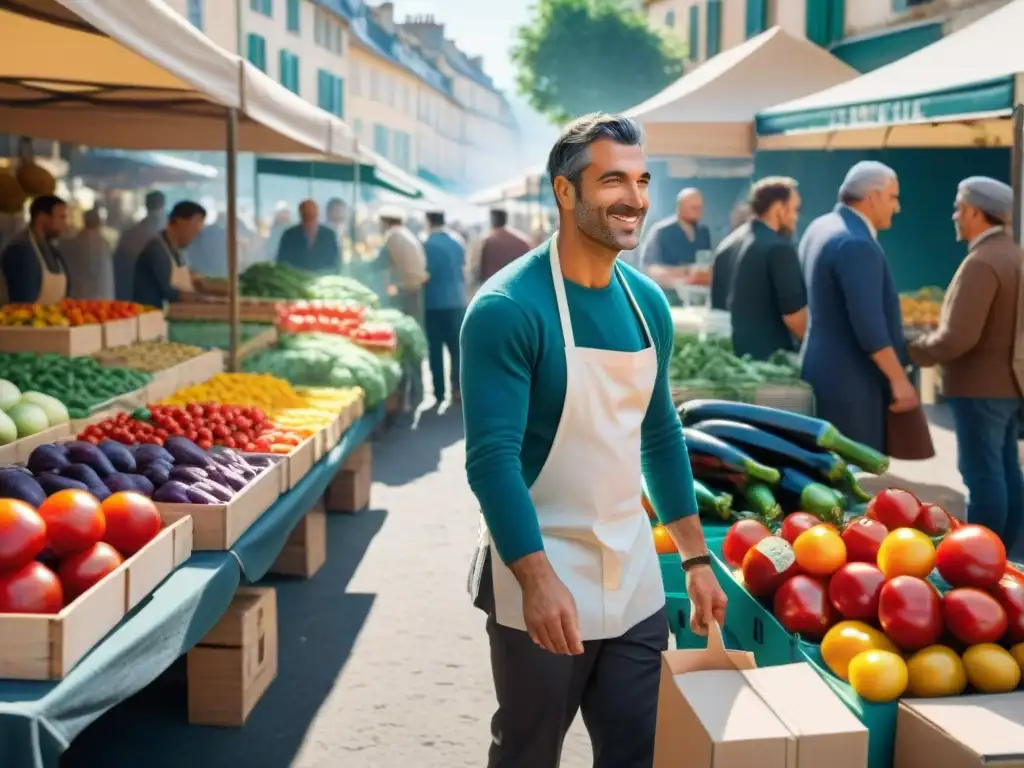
[691, 419, 847, 483]
[693, 479, 732, 522]
[778, 467, 844, 525]
[678, 400, 889, 475]
[683, 428, 781, 486]
[742, 482, 783, 524]
[835, 465, 874, 503]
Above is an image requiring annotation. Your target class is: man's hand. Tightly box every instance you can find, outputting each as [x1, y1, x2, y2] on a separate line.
[686, 565, 727, 636]
[387, 284, 398, 297]
[889, 375, 919, 413]
[510, 552, 584, 656]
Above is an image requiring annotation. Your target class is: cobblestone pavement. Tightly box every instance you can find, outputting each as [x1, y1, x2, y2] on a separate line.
[62, 403, 967, 768]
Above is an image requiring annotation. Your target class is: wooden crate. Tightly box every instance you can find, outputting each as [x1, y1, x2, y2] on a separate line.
[156, 458, 283, 550]
[101, 318, 138, 349]
[269, 502, 326, 578]
[325, 443, 372, 513]
[145, 349, 224, 402]
[8, 422, 74, 463]
[244, 437, 316, 494]
[0, 516, 193, 680]
[0, 324, 103, 355]
[137, 311, 168, 341]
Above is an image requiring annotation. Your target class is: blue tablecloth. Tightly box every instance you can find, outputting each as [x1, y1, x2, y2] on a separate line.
[0, 406, 383, 768]
[230, 406, 384, 581]
[0, 553, 241, 768]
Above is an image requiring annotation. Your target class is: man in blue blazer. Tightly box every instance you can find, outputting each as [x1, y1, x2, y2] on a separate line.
[798, 161, 918, 452]
[275, 199, 341, 274]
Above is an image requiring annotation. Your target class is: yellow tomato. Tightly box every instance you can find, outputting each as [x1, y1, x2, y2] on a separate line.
[876, 528, 937, 579]
[962, 644, 1022, 693]
[1010, 642, 1024, 671]
[793, 525, 847, 576]
[848, 650, 909, 703]
[821, 620, 900, 681]
[905, 645, 967, 698]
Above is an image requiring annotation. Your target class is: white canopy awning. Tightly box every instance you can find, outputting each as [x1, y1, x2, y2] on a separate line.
[624, 26, 858, 157]
[467, 165, 547, 206]
[0, 0, 355, 156]
[756, 0, 1024, 150]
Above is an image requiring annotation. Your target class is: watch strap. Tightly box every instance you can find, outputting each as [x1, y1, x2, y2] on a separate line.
[681, 554, 711, 572]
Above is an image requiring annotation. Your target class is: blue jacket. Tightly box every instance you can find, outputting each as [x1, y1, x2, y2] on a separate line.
[276, 224, 340, 274]
[798, 205, 907, 452]
[423, 230, 466, 311]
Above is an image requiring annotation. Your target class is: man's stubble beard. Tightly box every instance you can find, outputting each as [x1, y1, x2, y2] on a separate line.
[573, 196, 641, 256]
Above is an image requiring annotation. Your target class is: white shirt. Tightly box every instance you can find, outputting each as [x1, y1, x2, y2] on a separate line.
[844, 205, 877, 240]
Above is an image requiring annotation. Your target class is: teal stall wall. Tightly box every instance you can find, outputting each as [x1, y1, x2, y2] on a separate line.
[754, 148, 1011, 291]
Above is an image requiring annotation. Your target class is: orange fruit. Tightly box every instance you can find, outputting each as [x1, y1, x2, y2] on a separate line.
[642, 492, 656, 522]
[652, 526, 677, 555]
[877, 528, 936, 579]
[793, 525, 847, 576]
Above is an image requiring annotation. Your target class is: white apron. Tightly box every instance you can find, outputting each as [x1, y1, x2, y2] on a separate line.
[159, 235, 195, 294]
[471, 239, 666, 641]
[29, 233, 68, 305]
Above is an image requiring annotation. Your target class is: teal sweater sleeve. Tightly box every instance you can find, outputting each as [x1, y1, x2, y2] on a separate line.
[461, 293, 544, 564]
[640, 288, 699, 524]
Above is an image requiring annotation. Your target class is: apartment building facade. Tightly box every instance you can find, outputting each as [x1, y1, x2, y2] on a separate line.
[162, 0, 518, 192]
[643, 0, 1011, 73]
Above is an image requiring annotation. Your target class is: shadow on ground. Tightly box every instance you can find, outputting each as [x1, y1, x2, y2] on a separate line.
[61, 508, 387, 768]
[372, 404, 463, 488]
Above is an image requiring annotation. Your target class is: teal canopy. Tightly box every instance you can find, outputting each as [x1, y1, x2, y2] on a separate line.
[255, 157, 422, 198]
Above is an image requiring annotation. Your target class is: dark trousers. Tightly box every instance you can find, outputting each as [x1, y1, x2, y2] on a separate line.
[483, 578, 668, 768]
[948, 396, 1024, 553]
[425, 307, 463, 401]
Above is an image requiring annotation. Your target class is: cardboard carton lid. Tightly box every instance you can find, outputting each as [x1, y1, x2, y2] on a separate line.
[901, 696, 1024, 761]
[673, 669, 795, 744]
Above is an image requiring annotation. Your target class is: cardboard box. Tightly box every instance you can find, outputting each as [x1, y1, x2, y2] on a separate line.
[895, 695, 1024, 767]
[101, 317, 138, 349]
[137, 311, 167, 341]
[325, 443, 372, 513]
[188, 587, 278, 727]
[269, 501, 327, 578]
[0, 516, 193, 680]
[144, 349, 224, 402]
[0, 324, 103, 355]
[654, 623, 868, 768]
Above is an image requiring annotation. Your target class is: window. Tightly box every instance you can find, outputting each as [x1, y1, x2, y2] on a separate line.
[745, 0, 766, 38]
[286, 0, 299, 33]
[687, 4, 700, 60]
[249, 0, 272, 17]
[805, 0, 844, 46]
[370, 69, 381, 101]
[393, 132, 411, 171]
[313, 8, 344, 54]
[706, 0, 722, 57]
[246, 33, 267, 72]
[279, 49, 300, 94]
[317, 69, 345, 117]
[373, 124, 390, 158]
[895, 0, 931, 9]
[350, 60, 362, 96]
[187, 0, 203, 29]
[665, 10, 675, 27]
[354, 118, 363, 138]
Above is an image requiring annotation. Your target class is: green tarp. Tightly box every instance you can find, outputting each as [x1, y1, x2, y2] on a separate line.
[255, 157, 422, 199]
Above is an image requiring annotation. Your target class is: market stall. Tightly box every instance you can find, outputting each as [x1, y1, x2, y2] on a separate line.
[652, 399, 1024, 767]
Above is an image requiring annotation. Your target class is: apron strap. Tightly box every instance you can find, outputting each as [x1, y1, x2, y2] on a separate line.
[548, 239, 576, 348]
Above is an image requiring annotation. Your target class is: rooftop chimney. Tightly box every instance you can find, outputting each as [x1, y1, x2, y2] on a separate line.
[376, 2, 394, 33]
[468, 55, 483, 70]
[400, 12, 444, 53]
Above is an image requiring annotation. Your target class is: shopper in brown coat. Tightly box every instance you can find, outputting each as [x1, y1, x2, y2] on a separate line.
[909, 176, 1024, 553]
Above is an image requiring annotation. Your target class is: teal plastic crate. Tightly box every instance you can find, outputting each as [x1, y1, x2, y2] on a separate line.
[660, 553, 686, 593]
[708, 538, 798, 668]
[666, 591, 742, 650]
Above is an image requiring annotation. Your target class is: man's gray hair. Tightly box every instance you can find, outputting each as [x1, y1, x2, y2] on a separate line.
[546, 113, 643, 194]
[839, 161, 897, 204]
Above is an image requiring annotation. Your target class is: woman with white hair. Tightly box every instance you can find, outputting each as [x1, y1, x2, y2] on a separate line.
[798, 161, 917, 453]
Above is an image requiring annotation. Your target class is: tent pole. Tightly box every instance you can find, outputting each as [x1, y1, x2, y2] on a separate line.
[1013, 105, 1024, 245]
[252, 155, 261, 238]
[226, 107, 240, 372]
[351, 156, 360, 260]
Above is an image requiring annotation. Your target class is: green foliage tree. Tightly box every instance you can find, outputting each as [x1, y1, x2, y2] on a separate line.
[512, 0, 686, 126]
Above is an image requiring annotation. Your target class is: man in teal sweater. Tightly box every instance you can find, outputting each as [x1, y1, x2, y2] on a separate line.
[462, 113, 727, 767]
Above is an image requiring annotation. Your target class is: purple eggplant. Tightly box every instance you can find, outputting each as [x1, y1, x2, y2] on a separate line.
[185, 486, 221, 505]
[26, 444, 70, 474]
[152, 480, 191, 504]
[164, 437, 210, 467]
[169, 465, 208, 484]
[194, 480, 232, 502]
[65, 442, 116, 477]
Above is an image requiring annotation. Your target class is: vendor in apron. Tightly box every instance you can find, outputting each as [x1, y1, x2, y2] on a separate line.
[0, 195, 72, 304]
[461, 114, 727, 768]
[132, 200, 207, 310]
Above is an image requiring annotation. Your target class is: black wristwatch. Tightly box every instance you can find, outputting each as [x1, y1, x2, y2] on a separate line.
[681, 554, 712, 572]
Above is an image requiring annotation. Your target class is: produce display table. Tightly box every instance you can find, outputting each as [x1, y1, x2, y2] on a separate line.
[0, 406, 383, 768]
[230, 405, 383, 581]
[0, 553, 241, 768]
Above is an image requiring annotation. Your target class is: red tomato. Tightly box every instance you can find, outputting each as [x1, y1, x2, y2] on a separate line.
[741, 536, 799, 598]
[841, 517, 889, 563]
[101, 492, 162, 556]
[993, 576, 1024, 643]
[878, 576, 943, 650]
[58, 542, 124, 602]
[916, 503, 953, 537]
[37, 490, 105, 557]
[866, 488, 920, 530]
[942, 588, 1008, 645]
[773, 575, 836, 641]
[0, 561, 64, 614]
[779, 513, 821, 545]
[828, 562, 886, 621]
[936, 525, 1006, 589]
[722, 519, 772, 569]
[0, 499, 47, 571]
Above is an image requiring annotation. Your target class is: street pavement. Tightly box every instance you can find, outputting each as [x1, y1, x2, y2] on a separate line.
[62, 402, 968, 768]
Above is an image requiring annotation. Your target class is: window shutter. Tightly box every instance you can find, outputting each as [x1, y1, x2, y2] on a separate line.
[688, 4, 700, 60]
[706, 0, 722, 57]
[745, 0, 765, 38]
